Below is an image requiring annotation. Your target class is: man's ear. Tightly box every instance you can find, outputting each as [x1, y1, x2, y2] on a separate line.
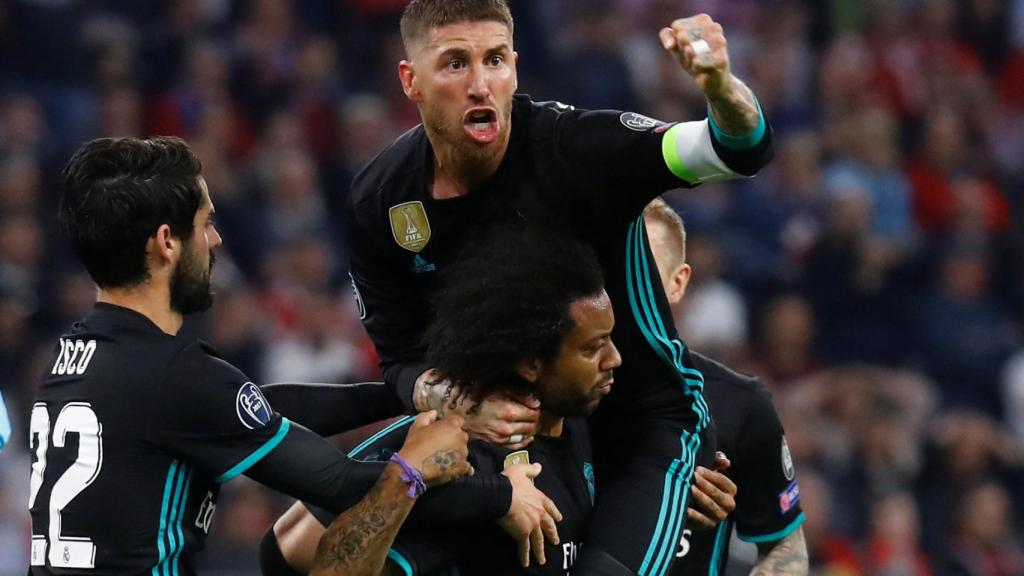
[398, 60, 421, 102]
[147, 224, 179, 270]
[517, 358, 542, 383]
[666, 263, 692, 306]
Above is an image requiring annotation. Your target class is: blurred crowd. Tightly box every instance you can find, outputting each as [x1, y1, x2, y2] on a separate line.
[1, 0, 1023, 574]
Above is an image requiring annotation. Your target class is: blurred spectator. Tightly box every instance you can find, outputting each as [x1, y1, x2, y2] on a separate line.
[946, 481, 1024, 576]
[866, 491, 933, 576]
[747, 293, 820, 389]
[917, 239, 1021, 414]
[799, 468, 863, 576]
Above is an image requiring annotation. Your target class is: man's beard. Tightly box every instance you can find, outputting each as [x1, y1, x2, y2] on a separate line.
[170, 244, 215, 315]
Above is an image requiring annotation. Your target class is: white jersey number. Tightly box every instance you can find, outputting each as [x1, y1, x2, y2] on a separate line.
[29, 402, 103, 569]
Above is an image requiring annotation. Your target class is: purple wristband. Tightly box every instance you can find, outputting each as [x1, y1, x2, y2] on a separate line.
[390, 452, 427, 498]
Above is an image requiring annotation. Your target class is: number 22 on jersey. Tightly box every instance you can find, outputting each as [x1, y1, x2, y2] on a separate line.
[29, 402, 103, 569]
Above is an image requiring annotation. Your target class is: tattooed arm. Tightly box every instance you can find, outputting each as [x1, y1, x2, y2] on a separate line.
[310, 412, 472, 576]
[750, 527, 809, 576]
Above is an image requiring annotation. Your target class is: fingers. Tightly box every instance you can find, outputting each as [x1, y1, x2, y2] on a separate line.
[659, 13, 728, 76]
[701, 467, 738, 499]
[530, 525, 546, 565]
[714, 451, 732, 472]
[510, 393, 541, 410]
[516, 532, 531, 568]
[542, 493, 563, 523]
[412, 410, 438, 429]
[686, 506, 717, 531]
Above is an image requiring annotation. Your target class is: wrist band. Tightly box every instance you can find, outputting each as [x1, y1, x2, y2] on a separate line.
[390, 453, 427, 498]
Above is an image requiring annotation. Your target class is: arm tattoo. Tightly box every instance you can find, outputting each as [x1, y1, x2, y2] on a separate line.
[424, 449, 458, 483]
[312, 465, 415, 576]
[751, 527, 809, 576]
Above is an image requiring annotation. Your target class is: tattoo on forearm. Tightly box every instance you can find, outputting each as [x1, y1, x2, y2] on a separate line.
[707, 78, 761, 136]
[312, 472, 412, 575]
[751, 528, 809, 576]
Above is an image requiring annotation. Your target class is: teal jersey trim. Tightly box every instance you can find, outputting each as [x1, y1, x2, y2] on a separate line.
[169, 468, 194, 575]
[707, 97, 766, 151]
[387, 549, 415, 576]
[216, 418, 292, 483]
[0, 388, 10, 451]
[708, 520, 732, 576]
[152, 461, 180, 576]
[349, 416, 415, 458]
[153, 462, 193, 576]
[626, 218, 708, 576]
[737, 512, 806, 543]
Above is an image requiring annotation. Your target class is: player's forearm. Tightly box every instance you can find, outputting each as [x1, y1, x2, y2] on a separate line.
[261, 382, 405, 436]
[311, 463, 415, 576]
[706, 75, 761, 137]
[750, 528, 809, 576]
[383, 361, 431, 413]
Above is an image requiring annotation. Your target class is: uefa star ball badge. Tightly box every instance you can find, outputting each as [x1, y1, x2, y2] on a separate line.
[389, 201, 431, 252]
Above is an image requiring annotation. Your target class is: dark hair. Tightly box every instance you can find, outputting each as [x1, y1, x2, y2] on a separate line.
[426, 222, 604, 404]
[60, 136, 203, 289]
[400, 0, 514, 53]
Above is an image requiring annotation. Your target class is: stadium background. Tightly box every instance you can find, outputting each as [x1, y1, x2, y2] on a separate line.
[1, 0, 1023, 574]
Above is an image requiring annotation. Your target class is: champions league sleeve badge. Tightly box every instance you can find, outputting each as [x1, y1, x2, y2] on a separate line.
[236, 382, 273, 429]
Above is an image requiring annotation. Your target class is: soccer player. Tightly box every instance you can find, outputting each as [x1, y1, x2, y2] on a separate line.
[643, 198, 808, 575]
[273, 224, 620, 575]
[27, 136, 472, 575]
[346, 1, 773, 573]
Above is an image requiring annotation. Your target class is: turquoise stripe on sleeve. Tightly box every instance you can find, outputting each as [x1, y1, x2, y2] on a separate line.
[348, 416, 415, 458]
[0, 388, 11, 451]
[387, 549, 414, 576]
[216, 418, 292, 483]
[170, 467, 194, 576]
[708, 520, 732, 576]
[152, 462, 180, 576]
[737, 512, 806, 543]
[707, 98, 765, 151]
[164, 464, 187, 575]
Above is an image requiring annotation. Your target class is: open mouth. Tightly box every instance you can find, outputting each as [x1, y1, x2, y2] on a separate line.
[463, 108, 499, 144]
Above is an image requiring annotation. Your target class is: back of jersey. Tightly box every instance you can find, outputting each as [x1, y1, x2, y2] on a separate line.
[29, 304, 197, 575]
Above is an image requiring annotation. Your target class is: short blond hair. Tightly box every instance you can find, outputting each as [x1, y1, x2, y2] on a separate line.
[643, 197, 687, 266]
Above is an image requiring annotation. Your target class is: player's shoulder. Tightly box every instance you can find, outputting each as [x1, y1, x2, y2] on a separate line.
[163, 339, 248, 388]
[350, 124, 428, 213]
[690, 351, 769, 402]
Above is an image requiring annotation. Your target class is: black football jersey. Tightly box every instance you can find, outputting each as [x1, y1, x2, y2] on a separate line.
[310, 416, 594, 576]
[349, 95, 775, 427]
[669, 353, 805, 576]
[29, 304, 289, 575]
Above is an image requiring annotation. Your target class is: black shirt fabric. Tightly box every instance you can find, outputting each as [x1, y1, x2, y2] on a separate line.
[669, 352, 805, 576]
[29, 303, 288, 575]
[309, 416, 594, 576]
[347, 94, 773, 574]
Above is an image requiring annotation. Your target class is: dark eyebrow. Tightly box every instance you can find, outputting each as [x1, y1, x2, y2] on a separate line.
[485, 43, 511, 55]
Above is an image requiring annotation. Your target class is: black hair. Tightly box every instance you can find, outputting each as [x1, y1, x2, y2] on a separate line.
[425, 222, 604, 404]
[60, 136, 203, 289]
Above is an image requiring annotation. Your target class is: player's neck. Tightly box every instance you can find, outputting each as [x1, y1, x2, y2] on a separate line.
[427, 134, 509, 199]
[97, 285, 184, 335]
[536, 411, 564, 438]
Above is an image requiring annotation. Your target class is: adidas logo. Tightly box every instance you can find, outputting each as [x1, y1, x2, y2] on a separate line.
[412, 254, 436, 273]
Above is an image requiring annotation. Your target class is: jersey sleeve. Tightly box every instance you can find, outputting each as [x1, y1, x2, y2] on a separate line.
[387, 528, 463, 576]
[347, 194, 429, 411]
[156, 342, 290, 482]
[732, 386, 805, 543]
[547, 104, 772, 223]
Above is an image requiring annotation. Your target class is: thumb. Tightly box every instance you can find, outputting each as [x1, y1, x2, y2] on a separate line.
[412, 410, 438, 429]
[525, 463, 543, 479]
[659, 28, 676, 50]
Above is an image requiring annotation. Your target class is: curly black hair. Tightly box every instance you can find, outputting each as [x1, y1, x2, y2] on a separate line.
[425, 222, 604, 405]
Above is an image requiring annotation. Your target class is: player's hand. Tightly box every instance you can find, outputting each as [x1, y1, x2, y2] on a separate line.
[686, 453, 737, 531]
[659, 14, 731, 98]
[498, 463, 562, 567]
[457, 392, 541, 449]
[397, 411, 474, 488]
